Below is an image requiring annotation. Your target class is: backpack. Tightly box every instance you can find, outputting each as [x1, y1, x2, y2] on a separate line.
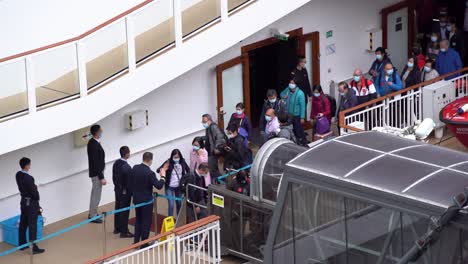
[326, 94, 337, 117]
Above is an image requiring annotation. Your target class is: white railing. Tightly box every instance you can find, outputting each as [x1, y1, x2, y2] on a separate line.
[0, 0, 254, 120]
[89, 215, 221, 264]
[341, 71, 468, 134]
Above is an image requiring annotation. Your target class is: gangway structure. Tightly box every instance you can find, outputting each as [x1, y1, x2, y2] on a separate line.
[207, 132, 468, 263]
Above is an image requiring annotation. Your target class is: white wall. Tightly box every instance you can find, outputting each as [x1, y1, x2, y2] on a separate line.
[0, 0, 399, 240]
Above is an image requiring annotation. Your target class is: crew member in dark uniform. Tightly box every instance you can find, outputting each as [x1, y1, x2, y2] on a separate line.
[112, 146, 133, 238]
[131, 152, 165, 248]
[290, 56, 312, 107]
[16, 157, 45, 254]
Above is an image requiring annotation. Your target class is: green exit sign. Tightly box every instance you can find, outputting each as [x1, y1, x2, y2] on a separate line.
[326, 30, 333, 38]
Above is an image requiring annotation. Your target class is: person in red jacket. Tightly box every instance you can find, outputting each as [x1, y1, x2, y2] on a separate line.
[310, 85, 331, 135]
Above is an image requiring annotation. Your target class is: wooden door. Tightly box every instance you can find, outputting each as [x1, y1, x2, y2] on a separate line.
[215, 55, 250, 129]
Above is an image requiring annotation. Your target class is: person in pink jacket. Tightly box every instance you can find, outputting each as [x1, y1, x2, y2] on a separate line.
[190, 137, 211, 186]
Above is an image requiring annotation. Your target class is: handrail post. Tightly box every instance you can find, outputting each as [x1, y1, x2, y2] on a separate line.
[76, 41, 88, 98]
[125, 17, 136, 72]
[220, 0, 228, 21]
[25, 57, 37, 114]
[153, 194, 158, 235]
[173, 0, 183, 47]
[102, 214, 107, 256]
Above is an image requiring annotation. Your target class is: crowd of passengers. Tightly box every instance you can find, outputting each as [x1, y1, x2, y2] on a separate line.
[14, 17, 467, 252]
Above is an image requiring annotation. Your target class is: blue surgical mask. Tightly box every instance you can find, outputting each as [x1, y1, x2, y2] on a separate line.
[269, 98, 277, 103]
[202, 123, 209, 129]
[265, 115, 272, 122]
[353, 75, 361, 82]
[407, 62, 414, 68]
[386, 69, 394, 75]
[424, 66, 431, 73]
[289, 83, 296, 90]
[313, 93, 320, 97]
[236, 110, 243, 115]
[447, 25, 453, 31]
[431, 36, 438, 42]
[173, 158, 180, 163]
[192, 145, 200, 151]
[376, 54, 383, 61]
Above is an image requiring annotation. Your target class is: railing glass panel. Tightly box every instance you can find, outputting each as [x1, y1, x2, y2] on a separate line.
[132, 0, 175, 63]
[228, 0, 250, 12]
[0, 60, 28, 117]
[182, 0, 221, 37]
[83, 20, 129, 89]
[32, 44, 79, 106]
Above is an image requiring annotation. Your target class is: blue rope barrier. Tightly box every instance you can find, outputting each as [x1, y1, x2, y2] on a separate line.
[155, 193, 183, 201]
[217, 164, 252, 183]
[0, 198, 154, 257]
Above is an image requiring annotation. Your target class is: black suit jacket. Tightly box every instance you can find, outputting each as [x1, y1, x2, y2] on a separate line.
[448, 30, 465, 60]
[112, 159, 132, 195]
[16, 171, 40, 201]
[131, 164, 165, 204]
[87, 138, 105, 179]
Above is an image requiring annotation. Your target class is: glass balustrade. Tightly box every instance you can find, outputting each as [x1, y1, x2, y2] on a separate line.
[83, 20, 129, 89]
[132, 0, 175, 63]
[228, 0, 250, 12]
[0, 60, 28, 117]
[0, 0, 253, 120]
[32, 44, 79, 106]
[182, 0, 221, 37]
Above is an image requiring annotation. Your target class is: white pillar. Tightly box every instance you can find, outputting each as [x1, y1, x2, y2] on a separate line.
[173, 0, 183, 46]
[76, 42, 88, 97]
[220, 0, 228, 21]
[25, 57, 37, 114]
[125, 17, 136, 71]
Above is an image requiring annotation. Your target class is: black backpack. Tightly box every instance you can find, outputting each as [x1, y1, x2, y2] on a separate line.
[326, 94, 337, 117]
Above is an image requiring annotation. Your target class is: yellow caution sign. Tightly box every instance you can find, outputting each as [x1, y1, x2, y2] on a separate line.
[160, 216, 175, 242]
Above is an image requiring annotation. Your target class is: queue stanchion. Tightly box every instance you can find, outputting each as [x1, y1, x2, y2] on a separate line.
[153, 193, 158, 235]
[102, 213, 107, 256]
[29, 242, 34, 264]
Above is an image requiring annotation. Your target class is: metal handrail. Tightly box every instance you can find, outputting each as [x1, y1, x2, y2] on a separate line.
[338, 67, 468, 132]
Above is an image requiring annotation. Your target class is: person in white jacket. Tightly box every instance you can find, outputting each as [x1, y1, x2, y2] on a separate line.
[421, 59, 440, 82]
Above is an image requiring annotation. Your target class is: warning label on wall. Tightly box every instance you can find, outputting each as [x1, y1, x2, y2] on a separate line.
[212, 193, 225, 208]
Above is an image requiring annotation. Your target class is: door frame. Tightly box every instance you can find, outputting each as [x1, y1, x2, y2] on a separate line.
[381, 0, 416, 58]
[215, 27, 321, 128]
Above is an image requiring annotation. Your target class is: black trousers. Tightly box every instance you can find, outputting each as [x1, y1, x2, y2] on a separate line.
[134, 203, 153, 244]
[19, 200, 39, 246]
[114, 191, 131, 234]
[292, 116, 307, 144]
[208, 155, 220, 181]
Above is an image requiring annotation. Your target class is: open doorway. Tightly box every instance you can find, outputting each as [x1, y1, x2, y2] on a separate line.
[248, 38, 299, 128]
[216, 28, 320, 146]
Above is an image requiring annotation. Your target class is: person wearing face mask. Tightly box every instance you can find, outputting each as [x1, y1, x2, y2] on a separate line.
[224, 123, 252, 171]
[369, 47, 392, 82]
[400, 57, 422, 88]
[280, 79, 307, 146]
[87, 124, 106, 223]
[180, 163, 210, 223]
[157, 149, 190, 217]
[189, 137, 210, 188]
[259, 89, 287, 134]
[421, 59, 440, 82]
[433, 13, 449, 41]
[201, 114, 226, 178]
[349, 68, 377, 105]
[427, 33, 441, 61]
[447, 17, 465, 64]
[310, 85, 331, 137]
[436, 40, 462, 80]
[375, 63, 403, 96]
[228, 102, 252, 143]
[264, 108, 280, 142]
[290, 56, 312, 103]
[337, 82, 358, 135]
